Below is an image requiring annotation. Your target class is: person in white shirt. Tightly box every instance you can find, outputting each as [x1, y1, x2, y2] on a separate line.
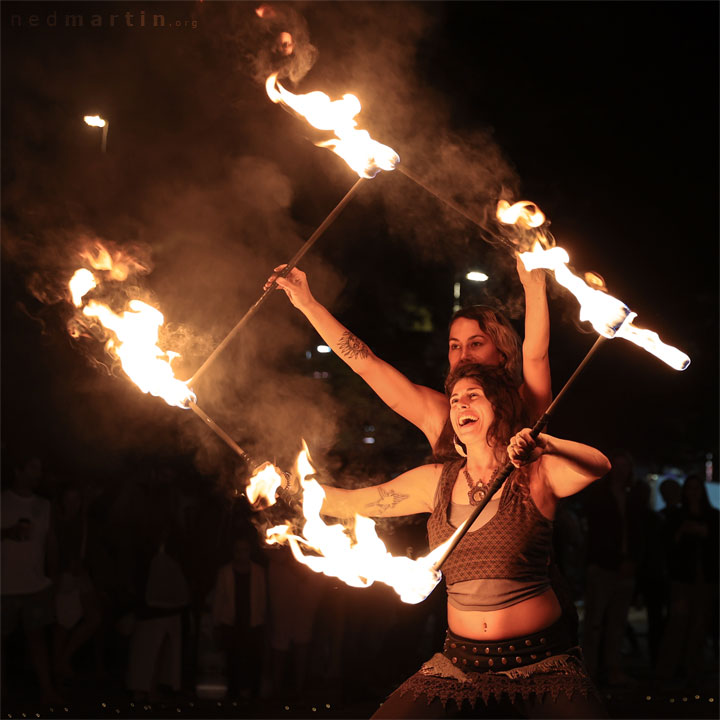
[1, 455, 62, 703]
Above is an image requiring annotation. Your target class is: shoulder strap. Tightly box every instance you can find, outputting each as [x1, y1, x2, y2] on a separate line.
[438, 459, 463, 507]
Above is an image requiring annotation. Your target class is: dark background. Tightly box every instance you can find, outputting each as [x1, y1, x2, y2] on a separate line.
[2, 1, 717, 487]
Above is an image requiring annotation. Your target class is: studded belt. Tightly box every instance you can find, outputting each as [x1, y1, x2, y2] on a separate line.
[442, 618, 573, 673]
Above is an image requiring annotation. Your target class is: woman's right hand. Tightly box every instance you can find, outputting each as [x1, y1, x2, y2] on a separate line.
[507, 428, 547, 467]
[264, 265, 315, 310]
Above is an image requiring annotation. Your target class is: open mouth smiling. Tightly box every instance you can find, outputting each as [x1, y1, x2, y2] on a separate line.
[458, 414, 478, 427]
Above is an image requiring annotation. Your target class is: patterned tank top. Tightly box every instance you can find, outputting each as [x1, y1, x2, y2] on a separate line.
[427, 460, 554, 586]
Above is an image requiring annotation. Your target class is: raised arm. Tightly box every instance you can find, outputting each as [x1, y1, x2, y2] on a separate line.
[316, 463, 441, 520]
[266, 266, 449, 445]
[516, 256, 552, 421]
[508, 427, 611, 499]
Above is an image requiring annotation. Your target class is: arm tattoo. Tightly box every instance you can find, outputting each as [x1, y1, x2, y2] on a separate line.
[364, 487, 409, 515]
[338, 330, 370, 360]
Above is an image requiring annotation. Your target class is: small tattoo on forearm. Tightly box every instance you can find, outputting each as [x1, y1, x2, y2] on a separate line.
[365, 487, 409, 514]
[338, 331, 369, 360]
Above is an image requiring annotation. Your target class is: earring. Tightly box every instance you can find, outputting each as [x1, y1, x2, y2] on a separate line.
[453, 435, 467, 458]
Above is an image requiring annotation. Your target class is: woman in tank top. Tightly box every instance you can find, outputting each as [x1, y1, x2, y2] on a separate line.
[281, 363, 610, 718]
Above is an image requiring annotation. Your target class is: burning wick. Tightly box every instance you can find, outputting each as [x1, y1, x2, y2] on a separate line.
[265, 73, 399, 179]
[497, 201, 690, 370]
[68, 263, 256, 466]
[68, 264, 195, 408]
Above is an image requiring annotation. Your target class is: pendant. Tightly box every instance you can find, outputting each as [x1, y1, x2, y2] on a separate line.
[469, 483, 488, 505]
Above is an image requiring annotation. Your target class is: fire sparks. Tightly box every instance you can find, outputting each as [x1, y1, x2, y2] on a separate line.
[67, 250, 196, 408]
[498, 200, 690, 370]
[247, 443, 461, 604]
[265, 73, 399, 178]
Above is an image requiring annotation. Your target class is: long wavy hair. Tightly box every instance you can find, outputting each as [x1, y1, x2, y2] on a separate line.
[449, 306, 522, 387]
[433, 363, 529, 464]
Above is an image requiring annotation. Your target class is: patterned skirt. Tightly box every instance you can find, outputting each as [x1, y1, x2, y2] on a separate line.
[393, 618, 601, 709]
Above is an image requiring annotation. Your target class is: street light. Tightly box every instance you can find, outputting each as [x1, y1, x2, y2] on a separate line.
[83, 114, 108, 153]
[465, 270, 489, 282]
[453, 270, 489, 311]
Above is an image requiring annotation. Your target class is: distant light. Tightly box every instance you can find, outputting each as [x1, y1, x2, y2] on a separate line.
[83, 114, 106, 127]
[453, 281, 461, 300]
[317, 345, 331, 354]
[466, 271, 488, 282]
[305, 350, 312, 359]
[362, 437, 376, 444]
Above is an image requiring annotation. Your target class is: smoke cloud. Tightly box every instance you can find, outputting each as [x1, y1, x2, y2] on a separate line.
[3, 1, 537, 485]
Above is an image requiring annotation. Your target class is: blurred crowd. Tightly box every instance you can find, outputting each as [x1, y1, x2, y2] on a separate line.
[1, 449, 718, 714]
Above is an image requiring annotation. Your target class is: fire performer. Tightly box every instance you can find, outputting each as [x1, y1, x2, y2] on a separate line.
[264, 256, 551, 439]
[279, 364, 609, 718]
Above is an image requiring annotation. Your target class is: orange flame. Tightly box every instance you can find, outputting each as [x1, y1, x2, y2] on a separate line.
[68, 248, 196, 408]
[80, 243, 145, 282]
[69, 269, 97, 307]
[250, 442, 456, 604]
[246, 461, 284, 507]
[265, 73, 399, 178]
[501, 199, 691, 370]
[497, 199, 545, 228]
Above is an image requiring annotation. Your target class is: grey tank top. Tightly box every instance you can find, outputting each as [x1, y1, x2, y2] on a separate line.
[446, 498, 552, 612]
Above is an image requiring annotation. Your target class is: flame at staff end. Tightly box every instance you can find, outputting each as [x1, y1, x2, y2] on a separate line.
[246, 461, 285, 508]
[81, 299, 197, 408]
[497, 199, 546, 229]
[504, 198, 691, 370]
[265, 73, 399, 179]
[67, 252, 197, 409]
[249, 442, 459, 604]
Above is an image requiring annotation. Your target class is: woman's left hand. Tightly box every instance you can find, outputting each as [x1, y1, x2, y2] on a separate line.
[507, 428, 548, 467]
[516, 254, 546, 289]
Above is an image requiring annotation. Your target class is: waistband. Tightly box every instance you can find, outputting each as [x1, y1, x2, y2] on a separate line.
[442, 617, 573, 673]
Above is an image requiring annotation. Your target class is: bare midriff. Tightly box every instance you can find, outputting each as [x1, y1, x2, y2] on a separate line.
[447, 588, 562, 641]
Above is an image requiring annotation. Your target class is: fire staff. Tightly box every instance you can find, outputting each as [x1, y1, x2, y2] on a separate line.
[281, 364, 609, 718]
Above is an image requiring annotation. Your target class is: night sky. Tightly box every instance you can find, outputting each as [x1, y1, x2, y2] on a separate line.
[2, 1, 717, 488]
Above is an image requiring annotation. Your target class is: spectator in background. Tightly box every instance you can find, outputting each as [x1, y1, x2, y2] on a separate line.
[658, 478, 682, 526]
[126, 522, 190, 702]
[52, 484, 103, 682]
[581, 449, 637, 686]
[267, 545, 322, 700]
[1, 456, 63, 704]
[212, 534, 267, 700]
[626, 478, 667, 668]
[655, 475, 719, 689]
